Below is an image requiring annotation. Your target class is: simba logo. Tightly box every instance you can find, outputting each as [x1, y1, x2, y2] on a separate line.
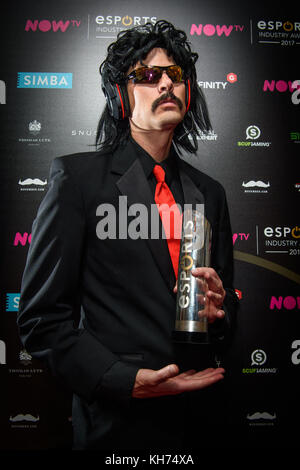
[17, 72, 72, 89]
[190, 24, 244, 36]
[25, 19, 81, 32]
[6, 293, 20, 312]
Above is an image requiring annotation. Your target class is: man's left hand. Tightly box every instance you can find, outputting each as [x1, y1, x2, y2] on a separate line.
[173, 267, 226, 324]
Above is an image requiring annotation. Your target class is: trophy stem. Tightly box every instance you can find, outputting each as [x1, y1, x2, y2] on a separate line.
[172, 330, 209, 344]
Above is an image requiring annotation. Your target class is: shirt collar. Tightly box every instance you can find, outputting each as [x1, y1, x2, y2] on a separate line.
[129, 136, 179, 184]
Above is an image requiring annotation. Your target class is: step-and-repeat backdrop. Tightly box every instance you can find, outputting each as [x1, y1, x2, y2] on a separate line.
[1, 1, 299, 450]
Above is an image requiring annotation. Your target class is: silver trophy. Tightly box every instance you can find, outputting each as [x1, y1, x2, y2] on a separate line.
[173, 207, 212, 344]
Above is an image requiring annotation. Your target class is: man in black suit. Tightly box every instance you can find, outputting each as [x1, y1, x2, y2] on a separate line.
[17, 20, 238, 450]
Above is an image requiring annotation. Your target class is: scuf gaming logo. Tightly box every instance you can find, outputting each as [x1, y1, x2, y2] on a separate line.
[251, 349, 266, 366]
[242, 349, 278, 374]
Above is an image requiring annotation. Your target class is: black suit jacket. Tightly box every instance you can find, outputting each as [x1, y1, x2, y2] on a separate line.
[17, 138, 238, 449]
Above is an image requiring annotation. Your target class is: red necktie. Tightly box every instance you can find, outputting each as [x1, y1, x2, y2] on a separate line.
[153, 165, 182, 279]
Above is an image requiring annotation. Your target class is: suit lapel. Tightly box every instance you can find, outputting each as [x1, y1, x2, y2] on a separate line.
[111, 141, 207, 292]
[177, 156, 205, 208]
[112, 141, 176, 291]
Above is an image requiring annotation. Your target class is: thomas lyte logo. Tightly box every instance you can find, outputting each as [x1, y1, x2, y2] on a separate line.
[17, 73, 72, 89]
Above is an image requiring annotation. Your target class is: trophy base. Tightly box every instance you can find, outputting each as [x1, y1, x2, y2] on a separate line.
[172, 330, 209, 344]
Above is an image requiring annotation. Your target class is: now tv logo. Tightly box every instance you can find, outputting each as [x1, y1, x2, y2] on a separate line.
[190, 24, 244, 37]
[233, 233, 250, 245]
[14, 232, 31, 246]
[25, 19, 81, 32]
[263, 80, 300, 93]
[270, 296, 300, 310]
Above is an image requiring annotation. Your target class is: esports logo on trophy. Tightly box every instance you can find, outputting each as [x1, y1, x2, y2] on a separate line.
[173, 206, 211, 344]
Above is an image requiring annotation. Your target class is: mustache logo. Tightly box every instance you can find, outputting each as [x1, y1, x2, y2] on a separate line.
[242, 180, 270, 188]
[152, 91, 183, 112]
[9, 413, 40, 422]
[18, 178, 47, 186]
[247, 412, 276, 421]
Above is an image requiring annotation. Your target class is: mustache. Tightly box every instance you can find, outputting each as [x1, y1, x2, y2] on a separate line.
[9, 414, 40, 422]
[18, 178, 47, 186]
[247, 412, 276, 421]
[242, 180, 270, 188]
[151, 91, 183, 112]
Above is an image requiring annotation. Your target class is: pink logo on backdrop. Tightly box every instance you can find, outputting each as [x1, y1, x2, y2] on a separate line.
[232, 233, 250, 245]
[14, 232, 31, 246]
[270, 296, 300, 310]
[263, 80, 300, 93]
[190, 24, 244, 36]
[25, 19, 81, 32]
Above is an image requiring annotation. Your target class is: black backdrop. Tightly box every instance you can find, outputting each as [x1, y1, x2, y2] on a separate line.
[1, 0, 299, 450]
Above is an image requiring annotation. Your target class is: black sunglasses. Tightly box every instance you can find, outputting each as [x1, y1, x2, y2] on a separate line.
[126, 65, 184, 84]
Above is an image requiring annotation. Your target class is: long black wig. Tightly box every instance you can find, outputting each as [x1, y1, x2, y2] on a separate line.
[96, 20, 212, 154]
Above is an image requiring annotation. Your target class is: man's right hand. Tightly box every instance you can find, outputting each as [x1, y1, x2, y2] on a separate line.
[132, 364, 225, 399]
